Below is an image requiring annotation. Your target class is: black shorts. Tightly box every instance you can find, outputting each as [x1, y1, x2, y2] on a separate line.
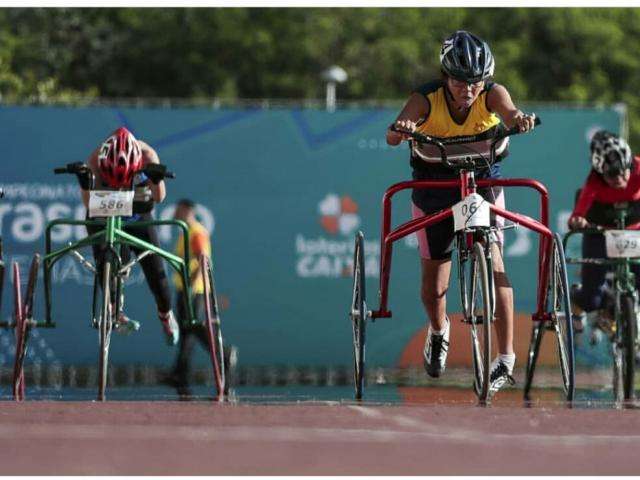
[411, 186, 505, 260]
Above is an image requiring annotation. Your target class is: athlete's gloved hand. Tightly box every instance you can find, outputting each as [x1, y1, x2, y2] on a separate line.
[68, 162, 94, 190]
[144, 163, 167, 185]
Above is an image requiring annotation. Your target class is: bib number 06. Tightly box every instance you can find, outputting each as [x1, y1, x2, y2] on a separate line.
[88, 191, 134, 218]
[453, 193, 491, 232]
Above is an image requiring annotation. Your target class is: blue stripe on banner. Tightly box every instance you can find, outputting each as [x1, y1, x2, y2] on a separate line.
[151, 110, 261, 149]
[291, 109, 389, 149]
[114, 109, 135, 134]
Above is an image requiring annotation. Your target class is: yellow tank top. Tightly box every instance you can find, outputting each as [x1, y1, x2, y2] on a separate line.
[173, 221, 211, 295]
[414, 80, 500, 137]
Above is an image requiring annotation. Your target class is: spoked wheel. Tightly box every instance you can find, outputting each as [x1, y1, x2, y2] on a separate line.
[523, 321, 545, 402]
[12, 262, 25, 401]
[460, 242, 493, 403]
[548, 233, 575, 402]
[350, 231, 367, 400]
[13, 255, 40, 401]
[200, 254, 226, 401]
[0, 238, 5, 315]
[616, 293, 637, 402]
[97, 260, 114, 401]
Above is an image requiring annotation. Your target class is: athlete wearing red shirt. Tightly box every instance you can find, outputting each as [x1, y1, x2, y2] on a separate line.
[568, 130, 640, 326]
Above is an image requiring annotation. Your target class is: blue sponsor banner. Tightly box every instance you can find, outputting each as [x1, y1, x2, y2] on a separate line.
[0, 105, 622, 368]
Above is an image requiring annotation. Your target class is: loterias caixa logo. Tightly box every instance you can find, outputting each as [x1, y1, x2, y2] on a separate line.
[295, 193, 380, 278]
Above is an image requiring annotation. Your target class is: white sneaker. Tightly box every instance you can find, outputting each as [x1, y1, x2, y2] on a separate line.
[423, 317, 450, 378]
[159, 310, 180, 346]
[489, 358, 516, 397]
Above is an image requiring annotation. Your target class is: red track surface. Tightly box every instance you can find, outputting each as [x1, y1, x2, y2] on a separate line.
[0, 401, 639, 474]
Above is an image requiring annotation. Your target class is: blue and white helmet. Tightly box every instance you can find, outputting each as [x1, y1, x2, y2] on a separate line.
[590, 130, 632, 176]
[440, 31, 495, 83]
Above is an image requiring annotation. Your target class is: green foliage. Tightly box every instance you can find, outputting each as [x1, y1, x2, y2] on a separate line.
[0, 8, 639, 142]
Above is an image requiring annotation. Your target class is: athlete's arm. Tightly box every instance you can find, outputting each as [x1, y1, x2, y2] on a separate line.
[568, 175, 597, 229]
[386, 93, 430, 146]
[139, 140, 166, 203]
[486, 84, 536, 132]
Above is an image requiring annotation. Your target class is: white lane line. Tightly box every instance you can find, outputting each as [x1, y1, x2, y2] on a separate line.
[0, 423, 638, 448]
[346, 405, 383, 418]
[346, 406, 640, 448]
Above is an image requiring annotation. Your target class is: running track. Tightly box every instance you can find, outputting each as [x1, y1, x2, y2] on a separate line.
[0, 400, 638, 474]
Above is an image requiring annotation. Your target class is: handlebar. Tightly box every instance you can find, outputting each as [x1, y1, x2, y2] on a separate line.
[391, 116, 541, 169]
[53, 162, 175, 184]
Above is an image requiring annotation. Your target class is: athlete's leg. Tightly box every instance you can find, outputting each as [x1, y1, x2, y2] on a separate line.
[574, 233, 608, 312]
[124, 217, 171, 314]
[484, 187, 513, 354]
[412, 202, 455, 330]
[491, 244, 514, 355]
[420, 258, 452, 330]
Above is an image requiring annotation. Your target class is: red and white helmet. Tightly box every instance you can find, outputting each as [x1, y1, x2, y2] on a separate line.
[98, 127, 142, 188]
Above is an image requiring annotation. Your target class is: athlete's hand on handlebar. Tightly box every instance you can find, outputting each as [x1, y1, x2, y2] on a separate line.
[143, 163, 175, 184]
[512, 112, 537, 133]
[388, 120, 417, 143]
[568, 215, 589, 231]
[54, 162, 95, 190]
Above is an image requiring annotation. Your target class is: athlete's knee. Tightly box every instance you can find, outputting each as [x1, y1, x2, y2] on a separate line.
[420, 282, 448, 306]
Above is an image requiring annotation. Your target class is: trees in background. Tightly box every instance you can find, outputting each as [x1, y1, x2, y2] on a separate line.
[0, 8, 638, 142]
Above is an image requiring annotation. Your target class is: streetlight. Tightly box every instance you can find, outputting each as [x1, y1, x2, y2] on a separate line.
[322, 65, 348, 112]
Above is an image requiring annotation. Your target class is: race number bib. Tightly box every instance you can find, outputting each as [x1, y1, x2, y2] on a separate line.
[452, 193, 491, 232]
[604, 230, 640, 258]
[88, 190, 134, 218]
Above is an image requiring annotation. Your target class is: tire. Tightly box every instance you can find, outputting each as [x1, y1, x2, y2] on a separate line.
[350, 231, 367, 400]
[97, 260, 113, 401]
[549, 233, 575, 402]
[523, 322, 545, 401]
[620, 293, 636, 401]
[0, 239, 5, 316]
[200, 254, 226, 400]
[465, 242, 493, 403]
[12, 255, 39, 401]
[12, 262, 25, 401]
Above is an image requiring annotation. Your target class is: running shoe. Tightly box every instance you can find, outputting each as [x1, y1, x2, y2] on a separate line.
[114, 311, 140, 335]
[160, 310, 180, 346]
[489, 360, 515, 397]
[423, 318, 450, 378]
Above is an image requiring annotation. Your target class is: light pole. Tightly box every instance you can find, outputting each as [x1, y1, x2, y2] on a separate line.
[322, 65, 348, 112]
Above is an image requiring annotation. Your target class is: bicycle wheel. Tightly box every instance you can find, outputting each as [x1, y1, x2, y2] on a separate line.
[523, 321, 545, 401]
[97, 260, 114, 401]
[0, 238, 5, 316]
[13, 255, 39, 401]
[200, 254, 226, 400]
[11, 262, 25, 401]
[350, 231, 367, 400]
[466, 242, 492, 402]
[549, 233, 575, 401]
[620, 293, 636, 401]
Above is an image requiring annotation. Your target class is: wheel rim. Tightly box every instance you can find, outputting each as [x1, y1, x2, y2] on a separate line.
[350, 233, 366, 399]
[550, 235, 574, 400]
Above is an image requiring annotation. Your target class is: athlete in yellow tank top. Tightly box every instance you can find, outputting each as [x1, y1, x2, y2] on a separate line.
[173, 220, 211, 295]
[385, 30, 537, 398]
[414, 79, 500, 138]
[170, 198, 214, 397]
